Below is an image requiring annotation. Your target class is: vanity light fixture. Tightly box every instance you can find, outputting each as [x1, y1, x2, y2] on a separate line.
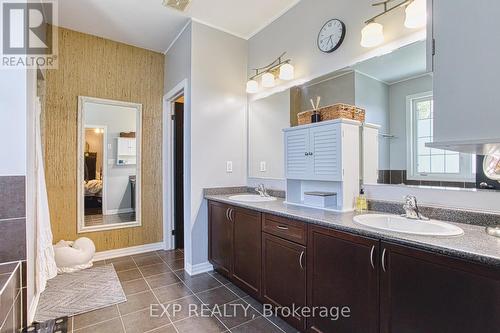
[404, 0, 427, 29]
[261, 72, 276, 88]
[361, 0, 426, 48]
[246, 52, 294, 94]
[361, 22, 385, 48]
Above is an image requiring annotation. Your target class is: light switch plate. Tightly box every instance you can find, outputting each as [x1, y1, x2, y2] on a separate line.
[260, 161, 266, 172]
[226, 161, 233, 173]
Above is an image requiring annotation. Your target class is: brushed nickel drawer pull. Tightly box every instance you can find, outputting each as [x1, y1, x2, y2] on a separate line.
[225, 208, 229, 221]
[382, 248, 387, 272]
[370, 245, 375, 270]
[299, 251, 305, 270]
[276, 225, 289, 230]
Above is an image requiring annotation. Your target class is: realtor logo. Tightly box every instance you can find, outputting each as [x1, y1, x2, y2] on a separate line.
[1, 0, 58, 68]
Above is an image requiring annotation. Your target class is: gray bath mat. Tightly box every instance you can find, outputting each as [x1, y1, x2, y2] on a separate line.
[34, 264, 126, 322]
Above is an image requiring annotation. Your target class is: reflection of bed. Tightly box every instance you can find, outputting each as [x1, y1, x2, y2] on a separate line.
[84, 179, 103, 215]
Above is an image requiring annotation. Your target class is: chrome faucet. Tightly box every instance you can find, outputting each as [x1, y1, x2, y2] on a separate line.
[255, 184, 270, 197]
[402, 195, 429, 220]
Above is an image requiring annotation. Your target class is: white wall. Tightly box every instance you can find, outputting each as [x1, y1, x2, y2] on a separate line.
[0, 69, 27, 176]
[389, 74, 433, 169]
[190, 21, 248, 266]
[355, 72, 390, 170]
[248, 0, 426, 87]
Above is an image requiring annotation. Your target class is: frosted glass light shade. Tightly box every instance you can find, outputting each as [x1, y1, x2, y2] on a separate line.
[405, 0, 427, 29]
[262, 72, 275, 88]
[246, 80, 258, 94]
[279, 63, 294, 81]
[361, 22, 384, 48]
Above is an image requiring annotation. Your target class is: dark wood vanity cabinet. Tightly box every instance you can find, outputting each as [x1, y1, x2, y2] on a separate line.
[262, 233, 307, 330]
[232, 207, 262, 298]
[208, 201, 261, 298]
[208, 201, 233, 276]
[307, 225, 380, 333]
[208, 200, 500, 333]
[380, 242, 500, 333]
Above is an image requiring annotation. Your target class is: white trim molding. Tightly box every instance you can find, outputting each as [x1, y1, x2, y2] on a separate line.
[185, 262, 214, 276]
[93, 242, 165, 262]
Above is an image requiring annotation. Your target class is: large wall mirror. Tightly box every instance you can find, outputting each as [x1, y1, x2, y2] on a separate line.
[77, 96, 142, 232]
[249, 39, 481, 190]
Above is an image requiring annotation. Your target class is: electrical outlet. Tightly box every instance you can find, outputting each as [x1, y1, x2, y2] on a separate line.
[226, 161, 233, 173]
[260, 161, 266, 172]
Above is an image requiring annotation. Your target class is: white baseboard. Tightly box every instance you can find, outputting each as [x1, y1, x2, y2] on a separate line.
[105, 208, 134, 215]
[28, 292, 40, 324]
[93, 242, 165, 261]
[185, 262, 214, 276]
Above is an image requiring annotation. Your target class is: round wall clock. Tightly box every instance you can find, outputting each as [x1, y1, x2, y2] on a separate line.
[317, 19, 346, 53]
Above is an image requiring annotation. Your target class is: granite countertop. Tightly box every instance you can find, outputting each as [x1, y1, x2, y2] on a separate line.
[205, 194, 500, 267]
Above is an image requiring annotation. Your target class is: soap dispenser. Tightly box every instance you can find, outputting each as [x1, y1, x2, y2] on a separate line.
[356, 188, 368, 212]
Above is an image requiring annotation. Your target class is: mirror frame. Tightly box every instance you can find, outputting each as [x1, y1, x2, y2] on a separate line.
[77, 96, 142, 233]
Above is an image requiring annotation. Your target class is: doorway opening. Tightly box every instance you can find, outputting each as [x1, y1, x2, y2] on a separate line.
[172, 95, 184, 250]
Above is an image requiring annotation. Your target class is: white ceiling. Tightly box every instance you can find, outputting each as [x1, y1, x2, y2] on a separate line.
[55, 0, 301, 53]
[352, 41, 428, 84]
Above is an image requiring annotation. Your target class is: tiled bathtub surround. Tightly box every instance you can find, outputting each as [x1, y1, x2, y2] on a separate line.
[0, 176, 26, 263]
[0, 262, 22, 332]
[378, 170, 476, 189]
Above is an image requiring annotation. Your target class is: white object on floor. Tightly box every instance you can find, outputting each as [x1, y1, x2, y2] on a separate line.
[35, 97, 58, 293]
[53, 237, 96, 274]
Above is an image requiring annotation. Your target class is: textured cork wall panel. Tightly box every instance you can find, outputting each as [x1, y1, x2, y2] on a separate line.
[43, 26, 165, 251]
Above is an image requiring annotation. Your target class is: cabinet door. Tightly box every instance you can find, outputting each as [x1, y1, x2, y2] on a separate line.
[307, 226, 379, 333]
[285, 129, 310, 179]
[380, 242, 500, 333]
[432, 0, 500, 144]
[232, 207, 261, 299]
[208, 201, 233, 277]
[262, 233, 306, 330]
[309, 124, 342, 181]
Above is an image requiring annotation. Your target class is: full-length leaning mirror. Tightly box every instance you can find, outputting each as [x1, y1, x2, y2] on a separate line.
[77, 96, 142, 232]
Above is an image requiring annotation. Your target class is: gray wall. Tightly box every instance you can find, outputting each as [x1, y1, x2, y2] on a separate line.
[164, 24, 192, 94]
[389, 74, 433, 169]
[190, 21, 248, 266]
[355, 72, 390, 170]
[300, 72, 355, 112]
[248, 0, 425, 84]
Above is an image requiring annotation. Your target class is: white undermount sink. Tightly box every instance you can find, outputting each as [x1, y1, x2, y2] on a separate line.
[228, 194, 277, 203]
[353, 214, 464, 237]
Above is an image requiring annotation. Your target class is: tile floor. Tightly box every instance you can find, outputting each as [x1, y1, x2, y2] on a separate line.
[69, 250, 299, 333]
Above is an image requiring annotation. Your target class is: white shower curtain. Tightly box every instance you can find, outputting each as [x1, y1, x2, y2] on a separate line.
[35, 97, 58, 294]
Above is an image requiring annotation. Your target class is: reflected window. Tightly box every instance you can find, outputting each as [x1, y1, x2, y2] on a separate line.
[407, 93, 474, 181]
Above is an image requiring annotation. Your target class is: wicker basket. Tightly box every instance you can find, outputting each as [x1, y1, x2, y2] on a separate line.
[297, 103, 365, 125]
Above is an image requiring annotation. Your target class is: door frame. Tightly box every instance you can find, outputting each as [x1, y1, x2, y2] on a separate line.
[84, 124, 108, 215]
[163, 79, 189, 251]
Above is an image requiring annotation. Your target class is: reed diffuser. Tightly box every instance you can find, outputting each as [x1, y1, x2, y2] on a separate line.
[310, 96, 321, 123]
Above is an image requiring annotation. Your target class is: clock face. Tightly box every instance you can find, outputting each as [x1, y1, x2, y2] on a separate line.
[317, 19, 346, 53]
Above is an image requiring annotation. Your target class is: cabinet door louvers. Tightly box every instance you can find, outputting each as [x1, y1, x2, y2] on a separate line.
[285, 129, 310, 179]
[310, 124, 342, 181]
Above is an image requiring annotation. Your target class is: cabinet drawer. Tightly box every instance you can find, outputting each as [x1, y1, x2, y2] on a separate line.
[262, 214, 307, 245]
